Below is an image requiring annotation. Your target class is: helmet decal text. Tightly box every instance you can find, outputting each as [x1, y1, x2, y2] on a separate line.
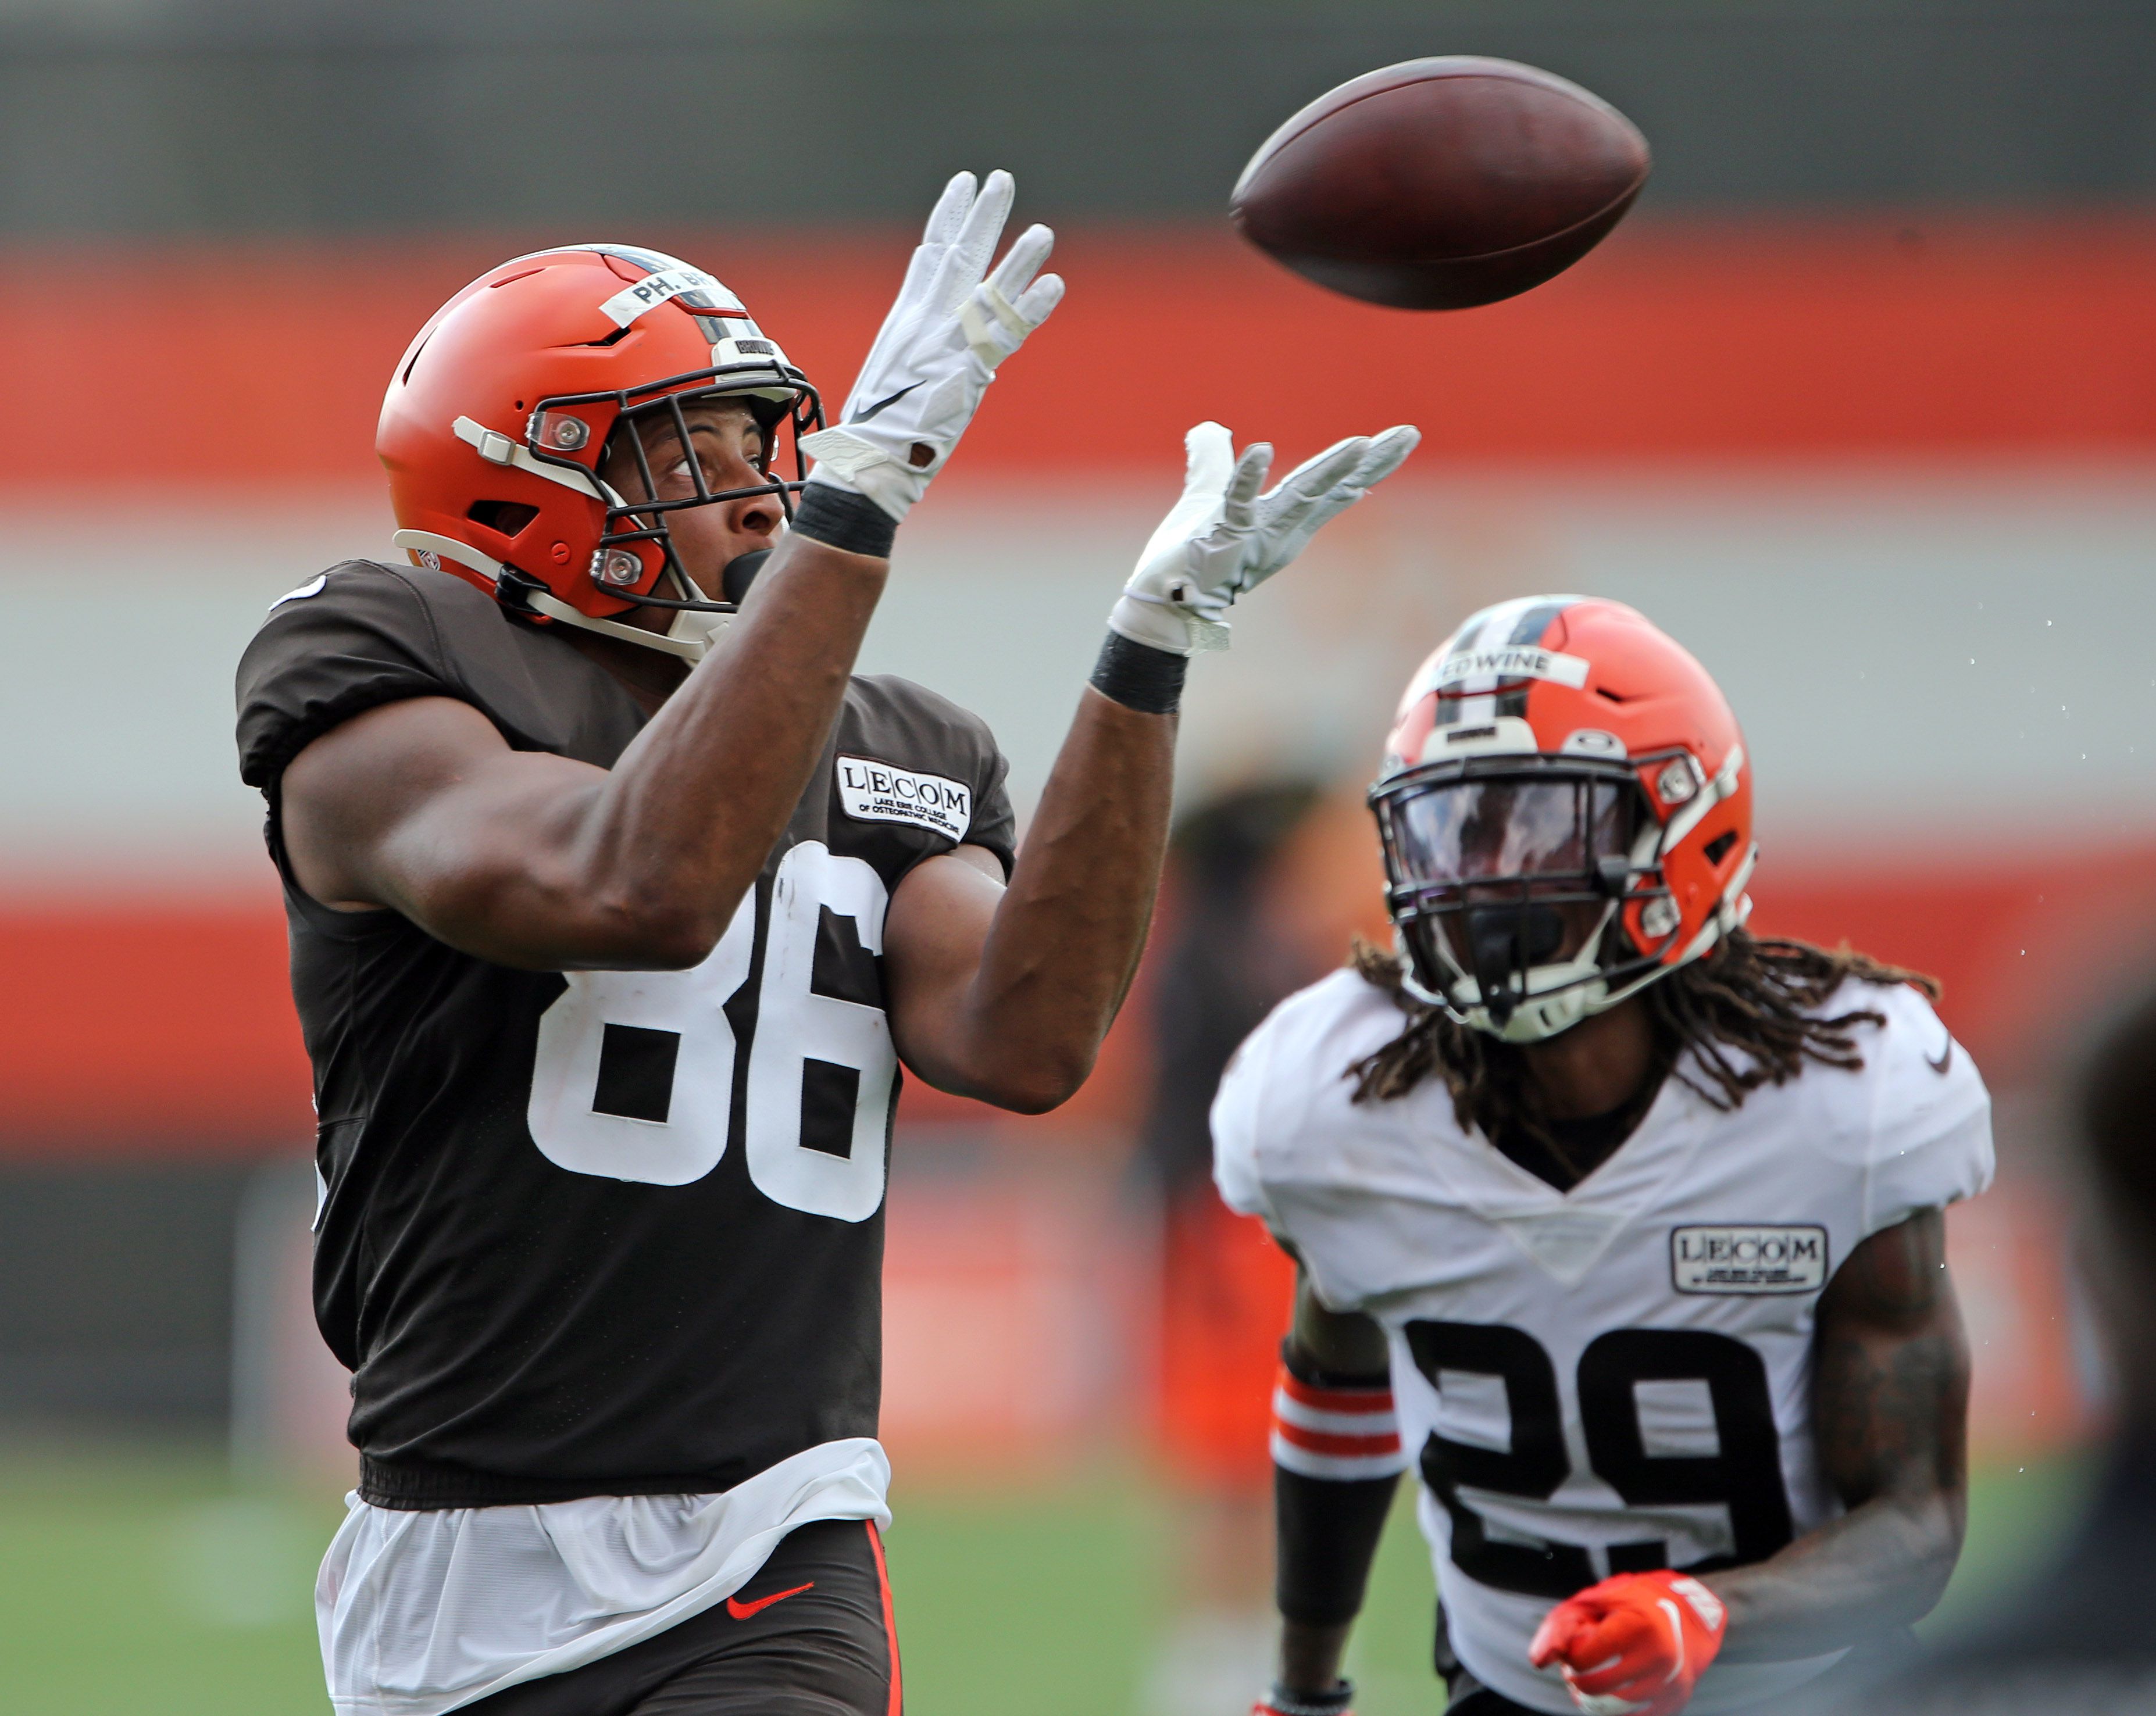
[599, 266, 747, 329]
[1425, 644, 1590, 695]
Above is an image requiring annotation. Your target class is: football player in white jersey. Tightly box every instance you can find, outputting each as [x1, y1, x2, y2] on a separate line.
[1212, 597, 1993, 1716]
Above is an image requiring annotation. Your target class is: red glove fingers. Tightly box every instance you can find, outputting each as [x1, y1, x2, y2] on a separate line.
[1527, 1571, 1727, 1716]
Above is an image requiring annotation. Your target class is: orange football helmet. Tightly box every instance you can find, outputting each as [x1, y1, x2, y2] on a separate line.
[378, 244, 820, 661]
[1370, 596, 1755, 1041]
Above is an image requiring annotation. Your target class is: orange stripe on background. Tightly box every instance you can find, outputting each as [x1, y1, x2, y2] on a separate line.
[0, 889, 312, 1153]
[0, 884, 1142, 1153]
[1746, 844, 2156, 1089]
[2, 217, 2153, 489]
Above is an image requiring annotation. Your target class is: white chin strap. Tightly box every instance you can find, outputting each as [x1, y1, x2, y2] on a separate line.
[390, 528, 730, 666]
[529, 589, 728, 664]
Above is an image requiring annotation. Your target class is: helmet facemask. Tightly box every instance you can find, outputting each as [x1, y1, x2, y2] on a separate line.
[1373, 754, 1682, 1042]
[529, 363, 822, 651]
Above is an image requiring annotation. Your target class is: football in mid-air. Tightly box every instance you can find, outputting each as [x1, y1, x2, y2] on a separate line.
[1230, 57, 1650, 310]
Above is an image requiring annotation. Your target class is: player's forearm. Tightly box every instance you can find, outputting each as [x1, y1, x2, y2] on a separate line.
[1272, 1284, 1403, 1699]
[914, 413, 1415, 1107]
[572, 533, 888, 963]
[1705, 1485, 1962, 1660]
[1279, 1619, 1355, 1696]
[941, 687, 1175, 1110]
[1712, 1213, 1968, 1660]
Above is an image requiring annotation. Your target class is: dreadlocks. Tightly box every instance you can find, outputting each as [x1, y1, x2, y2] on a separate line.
[1347, 929, 1939, 1151]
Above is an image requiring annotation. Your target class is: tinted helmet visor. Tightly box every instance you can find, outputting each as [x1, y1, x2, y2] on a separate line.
[1387, 773, 1632, 893]
[1376, 760, 1649, 1024]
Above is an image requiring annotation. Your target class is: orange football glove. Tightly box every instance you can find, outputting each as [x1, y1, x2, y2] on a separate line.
[1527, 1571, 1727, 1716]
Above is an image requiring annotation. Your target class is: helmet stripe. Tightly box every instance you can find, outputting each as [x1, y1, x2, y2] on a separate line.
[1433, 600, 1505, 728]
[1434, 595, 1566, 728]
[1495, 598, 1575, 720]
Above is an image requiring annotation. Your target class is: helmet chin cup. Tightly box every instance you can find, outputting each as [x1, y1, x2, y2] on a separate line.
[1466, 903, 1568, 1028]
[1401, 899, 1636, 1043]
[1452, 957, 1609, 1043]
[722, 548, 773, 606]
[1490, 978, 1603, 1043]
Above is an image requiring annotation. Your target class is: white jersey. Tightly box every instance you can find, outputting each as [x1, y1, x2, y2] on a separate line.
[1213, 969, 1991, 1716]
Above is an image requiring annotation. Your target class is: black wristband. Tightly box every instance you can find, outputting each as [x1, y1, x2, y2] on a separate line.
[1089, 628, 1187, 714]
[792, 483, 897, 559]
[1262, 1679, 1356, 1716]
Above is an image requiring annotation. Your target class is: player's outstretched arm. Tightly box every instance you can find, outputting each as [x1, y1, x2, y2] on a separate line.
[1708, 1207, 1970, 1656]
[280, 171, 1061, 973]
[881, 420, 1416, 1113]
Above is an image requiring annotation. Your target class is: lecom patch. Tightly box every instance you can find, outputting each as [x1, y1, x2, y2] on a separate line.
[836, 756, 971, 842]
[1670, 1225, 1828, 1294]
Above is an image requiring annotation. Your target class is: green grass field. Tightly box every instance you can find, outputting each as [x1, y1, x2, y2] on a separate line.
[0, 1446, 2091, 1715]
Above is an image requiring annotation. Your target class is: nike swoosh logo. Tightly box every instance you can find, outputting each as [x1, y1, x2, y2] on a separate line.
[1658, 1596, 1686, 1685]
[1927, 1035, 1954, 1074]
[854, 381, 923, 423]
[726, 1580, 814, 1621]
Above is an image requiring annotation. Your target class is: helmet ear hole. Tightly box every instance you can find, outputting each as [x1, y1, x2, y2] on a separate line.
[466, 500, 540, 538]
[1703, 830, 1738, 867]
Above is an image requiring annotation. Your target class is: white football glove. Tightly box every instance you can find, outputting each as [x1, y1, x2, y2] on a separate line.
[1109, 421, 1420, 655]
[800, 169, 1063, 523]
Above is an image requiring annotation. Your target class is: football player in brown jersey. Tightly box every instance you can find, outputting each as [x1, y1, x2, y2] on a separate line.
[235, 171, 1415, 1716]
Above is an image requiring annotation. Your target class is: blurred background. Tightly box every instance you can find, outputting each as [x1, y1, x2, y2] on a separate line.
[1, 1, 2153, 1711]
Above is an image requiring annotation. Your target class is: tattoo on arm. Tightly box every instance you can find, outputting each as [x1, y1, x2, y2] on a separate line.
[1813, 1209, 1969, 1508]
[1706, 1210, 1971, 1660]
